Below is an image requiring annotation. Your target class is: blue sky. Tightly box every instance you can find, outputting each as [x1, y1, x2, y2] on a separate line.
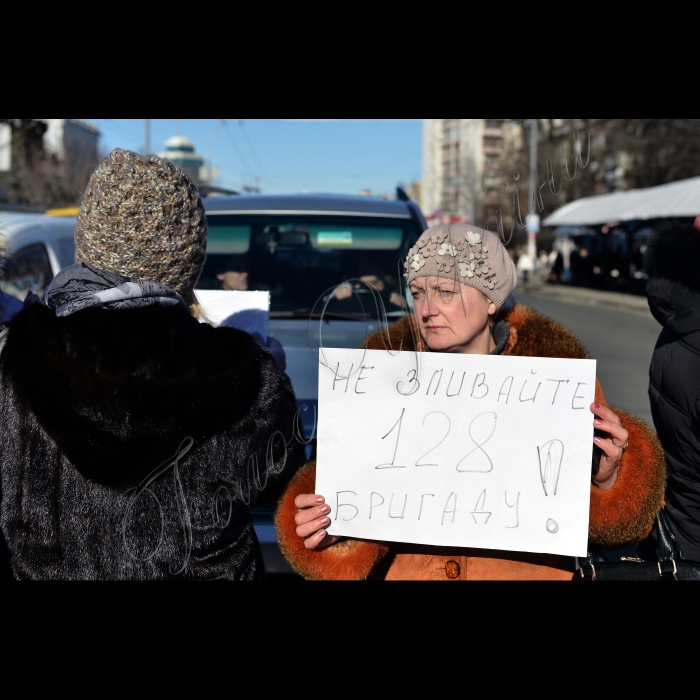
[85, 119, 423, 196]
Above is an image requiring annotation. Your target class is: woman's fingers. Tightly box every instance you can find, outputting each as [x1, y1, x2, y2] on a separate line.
[294, 503, 330, 527]
[304, 528, 329, 549]
[304, 531, 342, 550]
[590, 403, 621, 425]
[594, 435, 623, 459]
[594, 419, 629, 445]
[592, 436, 621, 490]
[296, 513, 331, 540]
[590, 404, 626, 490]
[591, 404, 629, 446]
[292, 492, 343, 549]
[294, 492, 333, 540]
[295, 493, 324, 509]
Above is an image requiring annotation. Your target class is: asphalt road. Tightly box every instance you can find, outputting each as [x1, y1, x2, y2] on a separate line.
[515, 288, 661, 428]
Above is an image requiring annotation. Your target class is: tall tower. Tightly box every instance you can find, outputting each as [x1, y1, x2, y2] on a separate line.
[159, 135, 205, 185]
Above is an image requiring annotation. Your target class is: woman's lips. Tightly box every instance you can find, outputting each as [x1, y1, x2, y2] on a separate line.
[426, 326, 443, 332]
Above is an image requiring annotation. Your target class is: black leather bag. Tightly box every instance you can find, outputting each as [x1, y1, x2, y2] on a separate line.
[576, 510, 700, 581]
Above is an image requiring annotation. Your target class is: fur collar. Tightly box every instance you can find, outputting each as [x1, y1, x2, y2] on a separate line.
[1, 303, 266, 486]
[361, 304, 589, 360]
[645, 222, 700, 293]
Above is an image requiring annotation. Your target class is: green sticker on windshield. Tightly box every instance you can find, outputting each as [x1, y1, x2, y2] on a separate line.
[317, 231, 353, 246]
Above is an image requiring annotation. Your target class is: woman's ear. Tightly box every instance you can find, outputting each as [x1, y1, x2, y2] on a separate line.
[488, 300, 497, 317]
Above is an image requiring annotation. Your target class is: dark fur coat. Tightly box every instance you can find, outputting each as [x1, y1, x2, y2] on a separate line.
[0, 303, 305, 580]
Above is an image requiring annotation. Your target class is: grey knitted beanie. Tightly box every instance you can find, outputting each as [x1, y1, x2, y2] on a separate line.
[405, 224, 517, 309]
[75, 149, 207, 298]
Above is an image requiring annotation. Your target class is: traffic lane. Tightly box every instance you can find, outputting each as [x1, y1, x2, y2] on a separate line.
[515, 291, 660, 428]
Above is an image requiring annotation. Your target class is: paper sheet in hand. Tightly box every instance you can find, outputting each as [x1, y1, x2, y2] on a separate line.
[316, 349, 597, 557]
[196, 290, 270, 339]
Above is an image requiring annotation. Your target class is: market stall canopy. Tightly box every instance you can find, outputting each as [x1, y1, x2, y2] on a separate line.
[543, 176, 700, 227]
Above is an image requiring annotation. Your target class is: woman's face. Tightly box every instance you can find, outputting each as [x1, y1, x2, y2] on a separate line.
[409, 276, 497, 354]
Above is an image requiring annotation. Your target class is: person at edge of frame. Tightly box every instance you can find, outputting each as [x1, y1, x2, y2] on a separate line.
[0, 149, 305, 580]
[0, 224, 32, 334]
[642, 214, 700, 564]
[0, 231, 39, 580]
[274, 223, 667, 581]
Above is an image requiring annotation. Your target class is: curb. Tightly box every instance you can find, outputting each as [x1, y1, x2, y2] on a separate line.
[516, 280, 652, 317]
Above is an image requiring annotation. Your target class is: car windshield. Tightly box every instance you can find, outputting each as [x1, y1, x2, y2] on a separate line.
[197, 214, 419, 319]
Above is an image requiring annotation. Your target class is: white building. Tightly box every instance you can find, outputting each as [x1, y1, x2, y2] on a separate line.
[42, 119, 99, 161]
[0, 119, 98, 174]
[421, 119, 507, 227]
[0, 123, 11, 173]
[44, 119, 100, 191]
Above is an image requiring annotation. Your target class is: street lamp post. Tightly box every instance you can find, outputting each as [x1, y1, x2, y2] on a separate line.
[204, 120, 226, 185]
[145, 119, 151, 156]
[527, 118, 539, 260]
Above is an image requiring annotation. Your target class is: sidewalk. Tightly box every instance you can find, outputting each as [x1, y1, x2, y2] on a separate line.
[517, 276, 652, 317]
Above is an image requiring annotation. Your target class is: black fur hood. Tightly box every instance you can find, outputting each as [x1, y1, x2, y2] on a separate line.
[645, 222, 700, 292]
[645, 222, 700, 335]
[1, 302, 274, 486]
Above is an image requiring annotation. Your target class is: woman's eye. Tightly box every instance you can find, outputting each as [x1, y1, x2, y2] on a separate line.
[440, 290, 455, 302]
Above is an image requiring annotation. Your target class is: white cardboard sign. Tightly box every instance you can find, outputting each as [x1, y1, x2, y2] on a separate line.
[196, 290, 270, 339]
[316, 349, 597, 557]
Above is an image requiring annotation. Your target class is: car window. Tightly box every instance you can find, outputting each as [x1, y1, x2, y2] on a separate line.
[207, 225, 251, 254]
[197, 215, 419, 318]
[56, 238, 76, 269]
[309, 225, 404, 250]
[1, 244, 54, 300]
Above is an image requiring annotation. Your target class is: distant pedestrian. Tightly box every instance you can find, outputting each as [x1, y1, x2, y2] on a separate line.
[548, 247, 564, 284]
[517, 251, 535, 284]
[645, 217, 700, 562]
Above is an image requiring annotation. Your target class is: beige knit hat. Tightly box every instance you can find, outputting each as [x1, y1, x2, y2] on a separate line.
[75, 149, 207, 299]
[405, 224, 517, 309]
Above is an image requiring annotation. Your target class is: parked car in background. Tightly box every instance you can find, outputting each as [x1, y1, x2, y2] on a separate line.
[0, 210, 77, 301]
[0, 192, 428, 574]
[198, 191, 427, 571]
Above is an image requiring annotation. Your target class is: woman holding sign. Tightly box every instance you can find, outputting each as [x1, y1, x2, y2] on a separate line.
[276, 224, 666, 580]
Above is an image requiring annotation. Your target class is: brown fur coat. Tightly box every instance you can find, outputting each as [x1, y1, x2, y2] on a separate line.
[275, 305, 667, 580]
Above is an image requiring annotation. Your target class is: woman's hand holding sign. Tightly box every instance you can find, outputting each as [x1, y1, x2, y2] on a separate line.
[295, 494, 343, 550]
[591, 402, 628, 490]
[295, 402, 629, 551]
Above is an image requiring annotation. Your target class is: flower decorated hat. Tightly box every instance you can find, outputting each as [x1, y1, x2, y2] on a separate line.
[405, 224, 517, 309]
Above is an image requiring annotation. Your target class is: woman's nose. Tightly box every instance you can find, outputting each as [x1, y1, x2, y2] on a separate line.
[419, 297, 437, 318]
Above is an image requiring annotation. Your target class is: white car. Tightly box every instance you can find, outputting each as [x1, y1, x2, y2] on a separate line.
[0, 210, 77, 301]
